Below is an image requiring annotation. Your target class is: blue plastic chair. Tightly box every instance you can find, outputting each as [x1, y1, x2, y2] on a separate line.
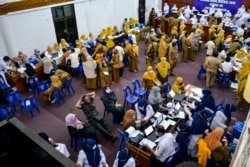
[62, 78, 75, 96]
[217, 72, 230, 88]
[215, 98, 227, 111]
[163, 82, 171, 99]
[132, 79, 147, 97]
[37, 80, 50, 95]
[101, 101, 117, 123]
[50, 68, 57, 76]
[197, 62, 206, 80]
[71, 64, 84, 78]
[117, 128, 129, 150]
[20, 94, 40, 117]
[6, 89, 22, 114]
[28, 57, 39, 65]
[0, 75, 10, 90]
[51, 88, 65, 106]
[0, 105, 11, 120]
[123, 86, 139, 109]
[164, 146, 180, 167]
[27, 75, 39, 94]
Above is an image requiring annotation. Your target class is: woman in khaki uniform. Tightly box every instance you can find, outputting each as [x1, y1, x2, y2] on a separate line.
[42, 75, 62, 105]
[141, 66, 161, 90]
[168, 41, 178, 75]
[181, 32, 189, 62]
[236, 70, 249, 110]
[112, 49, 121, 83]
[98, 55, 110, 87]
[155, 57, 171, 84]
[128, 41, 139, 72]
[146, 39, 158, 66]
[158, 35, 167, 62]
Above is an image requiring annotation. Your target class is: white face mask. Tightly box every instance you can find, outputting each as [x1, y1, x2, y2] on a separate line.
[149, 70, 154, 73]
[105, 88, 111, 93]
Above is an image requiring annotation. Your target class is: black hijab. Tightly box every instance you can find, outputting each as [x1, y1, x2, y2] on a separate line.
[100, 86, 117, 102]
[24, 63, 36, 77]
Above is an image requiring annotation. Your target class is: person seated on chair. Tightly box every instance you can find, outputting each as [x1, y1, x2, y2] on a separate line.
[76, 138, 108, 167]
[142, 66, 162, 91]
[201, 89, 216, 112]
[210, 104, 237, 130]
[219, 56, 232, 74]
[65, 113, 97, 141]
[122, 109, 148, 130]
[100, 86, 125, 123]
[113, 147, 136, 167]
[148, 86, 165, 112]
[55, 69, 71, 84]
[38, 132, 70, 158]
[135, 97, 154, 121]
[171, 76, 185, 95]
[76, 92, 118, 142]
[20, 63, 37, 91]
[143, 125, 176, 167]
[204, 127, 230, 166]
[176, 122, 191, 146]
[42, 75, 62, 105]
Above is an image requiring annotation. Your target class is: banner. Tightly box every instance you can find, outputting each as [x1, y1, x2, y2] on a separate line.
[194, 0, 242, 15]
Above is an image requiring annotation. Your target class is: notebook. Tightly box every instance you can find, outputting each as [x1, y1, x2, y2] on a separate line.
[160, 119, 176, 130]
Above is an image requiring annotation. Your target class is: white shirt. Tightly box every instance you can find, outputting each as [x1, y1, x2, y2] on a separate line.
[68, 52, 79, 68]
[163, 3, 169, 15]
[82, 59, 97, 78]
[205, 41, 215, 56]
[236, 27, 244, 37]
[154, 133, 175, 162]
[112, 152, 135, 167]
[115, 45, 125, 62]
[135, 103, 154, 121]
[41, 57, 53, 74]
[200, 16, 208, 25]
[221, 61, 232, 73]
[210, 110, 227, 130]
[77, 148, 108, 167]
[218, 50, 227, 62]
[55, 143, 70, 158]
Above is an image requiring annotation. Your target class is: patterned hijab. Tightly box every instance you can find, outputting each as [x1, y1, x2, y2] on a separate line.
[65, 113, 83, 129]
[204, 127, 224, 151]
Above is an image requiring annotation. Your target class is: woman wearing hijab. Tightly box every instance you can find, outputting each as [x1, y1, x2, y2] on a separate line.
[38, 132, 70, 158]
[168, 40, 178, 76]
[187, 109, 212, 157]
[135, 97, 154, 121]
[112, 49, 122, 83]
[204, 127, 230, 165]
[65, 113, 97, 141]
[122, 109, 147, 130]
[113, 147, 135, 167]
[210, 104, 237, 130]
[201, 89, 216, 112]
[155, 57, 171, 84]
[128, 41, 139, 73]
[42, 75, 62, 105]
[148, 86, 164, 112]
[171, 76, 185, 94]
[76, 138, 108, 167]
[141, 66, 162, 90]
[98, 54, 110, 87]
[158, 35, 167, 62]
[100, 86, 125, 123]
[55, 69, 70, 84]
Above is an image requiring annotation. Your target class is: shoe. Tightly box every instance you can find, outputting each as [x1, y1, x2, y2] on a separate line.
[170, 73, 176, 76]
[51, 98, 56, 104]
[111, 136, 118, 143]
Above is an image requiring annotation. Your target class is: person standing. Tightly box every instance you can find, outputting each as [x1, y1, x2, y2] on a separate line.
[168, 41, 178, 76]
[181, 32, 189, 62]
[40, 53, 53, 80]
[205, 52, 224, 88]
[112, 49, 122, 83]
[155, 57, 170, 84]
[128, 41, 139, 72]
[158, 35, 167, 62]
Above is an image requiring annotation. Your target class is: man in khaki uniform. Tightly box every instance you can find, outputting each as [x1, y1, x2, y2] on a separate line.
[205, 53, 224, 87]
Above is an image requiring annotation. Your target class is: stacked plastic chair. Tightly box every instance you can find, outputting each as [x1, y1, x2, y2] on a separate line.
[123, 86, 139, 109]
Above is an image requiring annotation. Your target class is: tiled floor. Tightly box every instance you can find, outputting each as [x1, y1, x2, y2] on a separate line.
[15, 40, 249, 166]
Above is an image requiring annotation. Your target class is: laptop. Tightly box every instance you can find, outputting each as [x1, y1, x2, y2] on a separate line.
[51, 52, 59, 58]
[173, 94, 185, 103]
[144, 125, 158, 142]
[153, 113, 164, 127]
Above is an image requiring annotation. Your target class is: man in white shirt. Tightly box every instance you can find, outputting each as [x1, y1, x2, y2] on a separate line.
[0, 56, 11, 87]
[221, 57, 232, 73]
[205, 38, 215, 56]
[143, 125, 176, 166]
[235, 24, 245, 38]
[67, 48, 79, 69]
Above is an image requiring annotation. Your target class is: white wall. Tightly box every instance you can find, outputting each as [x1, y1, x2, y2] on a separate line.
[0, 0, 138, 57]
[145, 0, 160, 24]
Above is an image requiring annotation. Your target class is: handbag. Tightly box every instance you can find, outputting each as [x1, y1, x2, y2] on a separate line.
[113, 61, 124, 69]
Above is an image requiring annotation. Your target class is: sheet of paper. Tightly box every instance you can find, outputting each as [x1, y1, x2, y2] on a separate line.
[191, 88, 203, 98]
[174, 111, 185, 119]
[17, 67, 26, 73]
[230, 82, 238, 89]
[139, 138, 156, 149]
[169, 90, 175, 98]
[125, 126, 136, 137]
